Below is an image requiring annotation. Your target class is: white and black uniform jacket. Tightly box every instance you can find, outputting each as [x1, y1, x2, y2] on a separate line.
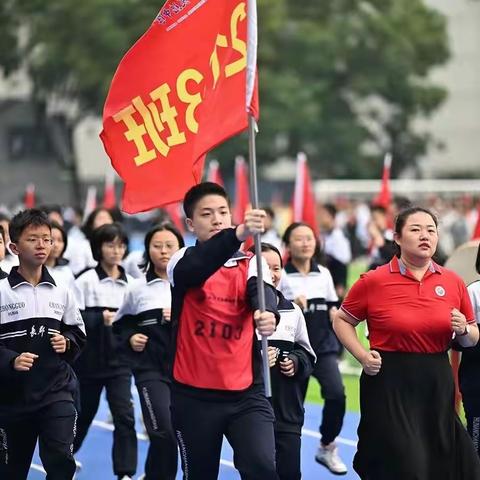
[74, 265, 131, 379]
[280, 260, 340, 355]
[113, 269, 172, 383]
[259, 291, 316, 433]
[0, 266, 85, 417]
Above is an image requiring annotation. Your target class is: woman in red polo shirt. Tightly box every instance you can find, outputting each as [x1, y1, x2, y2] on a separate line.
[333, 206, 480, 480]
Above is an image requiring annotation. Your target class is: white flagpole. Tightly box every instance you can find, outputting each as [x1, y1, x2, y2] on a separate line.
[247, 0, 272, 397]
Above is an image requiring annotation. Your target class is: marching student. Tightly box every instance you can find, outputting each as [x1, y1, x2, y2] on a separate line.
[0, 209, 86, 479]
[167, 182, 279, 480]
[114, 223, 183, 480]
[458, 244, 480, 457]
[0, 225, 8, 279]
[0, 211, 19, 273]
[73, 222, 137, 480]
[251, 243, 316, 480]
[280, 222, 347, 475]
[45, 221, 75, 290]
[64, 207, 114, 276]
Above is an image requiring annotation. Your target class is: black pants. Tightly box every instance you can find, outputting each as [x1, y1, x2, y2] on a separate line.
[73, 374, 137, 478]
[275, 430, 301, 480]
[0, 400, 77, 480]
[463, 394, 480, 457]
[136, 378, 177, 480]
[301, 352, 345, 445]
[171, 387, 278, 480]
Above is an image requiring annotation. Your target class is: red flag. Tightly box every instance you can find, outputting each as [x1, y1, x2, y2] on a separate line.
[103, 171, 116, 209]
[24, 183, 36, 209]
[373, 153, 392, 209]
[206, 160, 224, 187]
[233, 156, 250, 225]
[292, 153, 319, 236]
[164, 202, 185, 235]
[100, 0, 259, 213]
[472, 204, 480, 240]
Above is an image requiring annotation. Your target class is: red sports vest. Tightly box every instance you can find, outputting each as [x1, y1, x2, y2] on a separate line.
[173, 257, 254, 390]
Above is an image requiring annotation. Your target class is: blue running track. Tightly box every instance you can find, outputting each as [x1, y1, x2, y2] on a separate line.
[28, 392, 361, 479]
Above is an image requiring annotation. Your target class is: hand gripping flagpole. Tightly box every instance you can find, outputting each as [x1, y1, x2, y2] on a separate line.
[246, 0, 272, 398]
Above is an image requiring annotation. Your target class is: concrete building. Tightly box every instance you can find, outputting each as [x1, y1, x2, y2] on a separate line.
[419, 0, 480, 177]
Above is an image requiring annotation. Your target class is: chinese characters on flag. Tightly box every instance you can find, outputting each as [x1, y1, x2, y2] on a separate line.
[101, 0, 258, 213]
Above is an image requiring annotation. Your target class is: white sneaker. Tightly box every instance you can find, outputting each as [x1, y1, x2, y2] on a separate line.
[119, 477, 132, 480]
[315, 443, 347, 475]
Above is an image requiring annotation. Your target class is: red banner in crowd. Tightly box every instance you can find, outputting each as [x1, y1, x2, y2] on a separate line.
[101, 0, 259, 213]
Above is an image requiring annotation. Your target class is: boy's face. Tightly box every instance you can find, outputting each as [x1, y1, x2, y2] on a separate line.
[10, 224, 52, 267]
[186, 194, 232, 242]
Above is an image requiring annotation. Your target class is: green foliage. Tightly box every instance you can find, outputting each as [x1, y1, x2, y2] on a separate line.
[0, 0, 449, 178]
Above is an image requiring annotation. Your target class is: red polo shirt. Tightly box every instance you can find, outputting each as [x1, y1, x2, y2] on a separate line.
[341, 256, 475, 353]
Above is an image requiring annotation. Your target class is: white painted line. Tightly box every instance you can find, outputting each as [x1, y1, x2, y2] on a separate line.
[301, 428, 357, 447]
[30, 463, 46, 473]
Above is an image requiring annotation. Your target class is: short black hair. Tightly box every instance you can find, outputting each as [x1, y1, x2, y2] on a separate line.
[140, 223, 185, 272]
[90, 222, 128, 262]
[82, 207, 114, 240]
[9, 209, 52, 243]
[183, 182, 230, 219]
[262, 206, 275, 220]
[50, 221, 68, 256]
[323, 203, 337, 219]
[370, 204, 387, 215]
[248, 242, 283, 268]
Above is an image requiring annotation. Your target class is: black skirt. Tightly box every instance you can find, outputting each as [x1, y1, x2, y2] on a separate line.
[354, 351, 480, 480]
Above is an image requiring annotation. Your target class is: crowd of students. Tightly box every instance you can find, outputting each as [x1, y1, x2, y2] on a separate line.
[0, 185, 479, 480]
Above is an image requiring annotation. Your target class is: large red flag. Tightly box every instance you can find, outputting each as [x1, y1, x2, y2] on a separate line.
[101, 0, 259, 213]
[292, 152, 319, 236]
[206, 160, 224, 187]
[372, 153, 392, 209]
[233, 156, 250, 225]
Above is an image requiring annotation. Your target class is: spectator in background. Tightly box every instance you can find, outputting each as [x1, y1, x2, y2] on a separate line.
[40, 204, 64, 227]
[367, 205, 396, 270]
[261, 206, 283, 251]
[318, 203, 352, 299]
[45, 221, 75, 290]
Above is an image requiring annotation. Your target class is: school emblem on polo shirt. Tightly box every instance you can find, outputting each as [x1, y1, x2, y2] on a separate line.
[435, 285, 446, 297]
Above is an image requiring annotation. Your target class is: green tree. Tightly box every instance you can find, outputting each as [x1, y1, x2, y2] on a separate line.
[0, 0, 449, 185]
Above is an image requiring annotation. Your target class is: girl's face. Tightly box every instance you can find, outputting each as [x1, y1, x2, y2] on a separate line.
[394, 211, 438, 262]
[149, 230, 181, 271]
[100, 236, 127, 267]
[49, 227, 65, 261]
[0, 235, 5, 262]
[262, 249, 282, 289]
[286, 225, 316, 262]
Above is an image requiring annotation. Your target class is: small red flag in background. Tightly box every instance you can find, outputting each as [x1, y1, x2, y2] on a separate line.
[372, 153, 392, 209]
[206, 160, 224, 187]
[164, 202, 185, 235]
[24, 183, 36, 209]
[101, 0, 259, 213]
[103, 171, 116, 209]
[233, 156, 250, 225]
[292, 153, 319, 236]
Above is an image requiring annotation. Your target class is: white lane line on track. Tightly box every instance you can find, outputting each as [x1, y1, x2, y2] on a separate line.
[301, 427, 357, 447]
